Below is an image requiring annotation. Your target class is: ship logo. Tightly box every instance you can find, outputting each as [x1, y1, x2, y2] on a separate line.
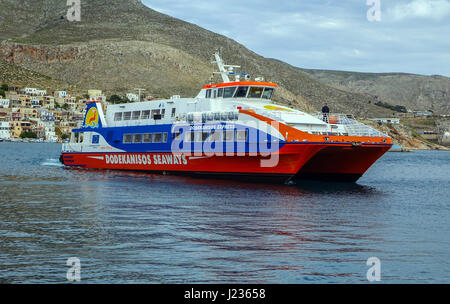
[84, 107, 99, 128]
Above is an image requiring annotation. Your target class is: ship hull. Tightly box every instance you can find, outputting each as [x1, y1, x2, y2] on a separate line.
[60, 143, 327, 184]
[294, 144, 391, 182]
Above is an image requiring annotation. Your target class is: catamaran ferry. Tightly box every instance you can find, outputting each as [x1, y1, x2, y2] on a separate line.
[60, 52, 392, 183]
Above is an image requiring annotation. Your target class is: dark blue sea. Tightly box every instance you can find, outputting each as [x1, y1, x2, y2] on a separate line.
[0, 143, 449, 283]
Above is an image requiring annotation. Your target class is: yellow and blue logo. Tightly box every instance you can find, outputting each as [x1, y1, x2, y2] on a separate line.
[84, 107, 99, 128]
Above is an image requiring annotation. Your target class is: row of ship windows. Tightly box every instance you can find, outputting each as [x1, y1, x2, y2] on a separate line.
[114, 108, 176, 122]
[123, 132, 169, 144]
[122, 129, 249, 144]
[205, 86, 274, 100]
[310, 131, 349, 136]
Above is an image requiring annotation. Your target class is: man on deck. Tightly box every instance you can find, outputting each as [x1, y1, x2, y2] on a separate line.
[322, 103, 330, 123]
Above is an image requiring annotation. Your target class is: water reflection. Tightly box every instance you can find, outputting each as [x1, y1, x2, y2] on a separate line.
[1, 143, 449, 283]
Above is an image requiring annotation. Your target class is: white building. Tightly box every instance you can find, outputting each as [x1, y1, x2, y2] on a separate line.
[126, 93, 139, 102]
[55, 91, 68, 98]
[371, 118, 400, 124]
[0, 121, 11, 140]
[0, 99, 9, 108]
[36, 119, 58, 142]
[24, 88, 47, 96]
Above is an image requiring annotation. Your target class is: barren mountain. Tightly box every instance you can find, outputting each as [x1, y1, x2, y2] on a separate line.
[0, 0, 447, 116]
[298, 69, 450, 115]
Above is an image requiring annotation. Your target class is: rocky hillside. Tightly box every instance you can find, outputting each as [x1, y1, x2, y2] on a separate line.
[298, 69, 450, 115]
[0, 58, 67, 89]
[0, 0, 447, 117]
[0, 0, 394, 117]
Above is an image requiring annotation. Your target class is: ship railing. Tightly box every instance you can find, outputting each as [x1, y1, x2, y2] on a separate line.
[317, 113, 388, 137]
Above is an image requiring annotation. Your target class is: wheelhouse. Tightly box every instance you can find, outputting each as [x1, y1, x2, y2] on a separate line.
[201, 81, 277, 100]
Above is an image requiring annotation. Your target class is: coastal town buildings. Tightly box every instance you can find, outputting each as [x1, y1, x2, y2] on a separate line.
[0, 121, 10, 140]
[0, 86, 91, 142]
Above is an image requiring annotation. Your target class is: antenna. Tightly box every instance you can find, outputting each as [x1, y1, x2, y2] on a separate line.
[134, 88, 146, 102]
[211, 51, 249, 83]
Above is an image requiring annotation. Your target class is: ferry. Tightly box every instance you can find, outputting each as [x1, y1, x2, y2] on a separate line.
[60, 52, 392, 183]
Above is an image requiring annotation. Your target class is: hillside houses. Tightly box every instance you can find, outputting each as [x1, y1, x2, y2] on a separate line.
[0, 86, 104, 142]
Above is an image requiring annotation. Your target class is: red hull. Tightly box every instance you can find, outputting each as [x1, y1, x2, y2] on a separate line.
[295, 144, 391, 182]
[61, 143, 326, 183]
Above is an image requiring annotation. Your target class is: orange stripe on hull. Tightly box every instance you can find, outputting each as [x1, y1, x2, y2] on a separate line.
[61, 143, 327, 183]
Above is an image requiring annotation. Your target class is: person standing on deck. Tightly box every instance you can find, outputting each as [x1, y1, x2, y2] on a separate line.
[322, 103, 330, 123]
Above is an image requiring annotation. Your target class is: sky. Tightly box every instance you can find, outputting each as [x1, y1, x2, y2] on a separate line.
[142, 0, 450, 77]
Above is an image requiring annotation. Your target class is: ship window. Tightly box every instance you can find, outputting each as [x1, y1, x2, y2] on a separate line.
[236, 130, 248, 142]
[185, 132, 194, 142]
[234, 86, 249, 98]
[262, 88, 274, 100]
[202, 132, 209, 142]
[223, 87, 236, 98]
[194, 132, 202, 142]
[213, 90, 217, 99]
[141, 110, 150, 119]
[123, 112, 132, 121]
[151, 109, 160, 119]
[206, 89, 212, 98]
[132, 111, 141, 120]
[123, 134, 132, 143]
[248, 87, 264, 98]
[153, 133, 162, 143]
[208, 130, 222, 142]
[214, 112, 221, 120]
[171, 108, 176, 118]
[173, 131, 182, 140]
[114, 112, 123, 121]
[218, 88, 224, 98]
[207, 112, 214, 121]
[162, 132, 168, 143]
[221, 112, 228, 121]
[161, 109, 166, 119]
[224, 130, 234, 142]
[143, 133, 152, 143]
[227, 112, 235, 120]
[133, 134, 142, 143]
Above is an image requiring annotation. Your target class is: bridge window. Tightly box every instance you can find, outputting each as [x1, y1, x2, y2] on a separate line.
[114, 112, 123, 121]
[123, 112, 132, 121]
[132, 111, 141, 120]
[123, 134, 132, 143]
[218, 88, 224, 98]
[206, 89, 212, 98]
[262, 88, 274, 100]
[234, 86, 249, 98]
[248, 87, 264, 98]
[223, 87, 236, 98]
[141, 110, 150, 119]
